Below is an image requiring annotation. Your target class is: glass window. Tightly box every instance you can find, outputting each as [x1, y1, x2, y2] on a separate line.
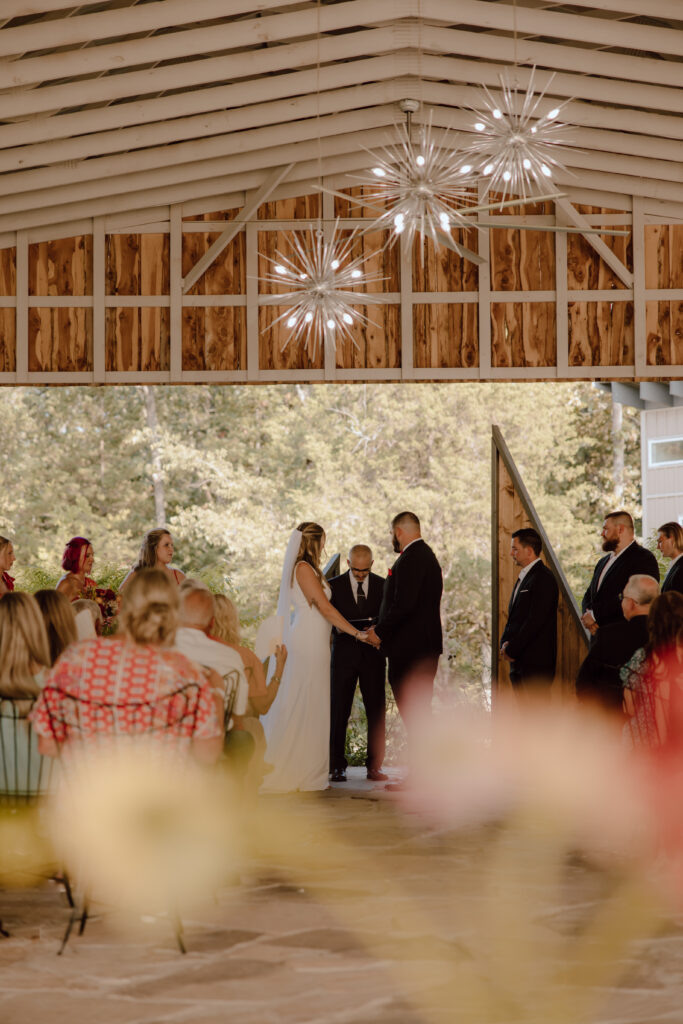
[649, 437, 683, 467]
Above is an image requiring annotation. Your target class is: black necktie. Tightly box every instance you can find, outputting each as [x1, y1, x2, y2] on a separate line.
[356, 580, 367, 614]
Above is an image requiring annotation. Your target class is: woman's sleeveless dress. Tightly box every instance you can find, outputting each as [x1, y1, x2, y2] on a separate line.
[260, 575, 331, 793]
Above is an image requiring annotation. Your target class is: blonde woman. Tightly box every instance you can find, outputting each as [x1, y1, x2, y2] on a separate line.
[0, 592, 52, 700]
[119, 528, 185, 592]
[0, 593, 53, 797]
[0, 535, 16, 597]
[212, 594, 288, 790]
[260, 523, 370, 793]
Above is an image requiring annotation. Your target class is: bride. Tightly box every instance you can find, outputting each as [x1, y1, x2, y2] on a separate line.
[261, 522, 369, 793]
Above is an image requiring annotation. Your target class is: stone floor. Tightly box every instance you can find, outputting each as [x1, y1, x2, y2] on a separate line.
[1, 767, 683, 1024]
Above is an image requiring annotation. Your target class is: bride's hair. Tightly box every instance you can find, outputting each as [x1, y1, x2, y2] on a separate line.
[293, 522, 325, 584]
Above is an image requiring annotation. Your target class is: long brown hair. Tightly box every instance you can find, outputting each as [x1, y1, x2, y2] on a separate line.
[0, 592, 51, 698]
[646, 592, 683, 658]
[119, 568, 178, 647]
[33, 589, 77, 665]
[292, 522, 325, 584]
[134, 528, 172, 570]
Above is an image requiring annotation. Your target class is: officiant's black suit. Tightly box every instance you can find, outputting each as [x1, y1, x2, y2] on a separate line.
[329, 571, 386, 773]
[500, 561, 558, 687]
[581, 543, 659, 630]
[375, 539, 443, 721]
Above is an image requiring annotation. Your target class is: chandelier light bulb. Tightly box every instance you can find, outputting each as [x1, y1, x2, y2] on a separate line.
[463, 66, 571, 201]
[459, 164, 472, 174]
[356, 116, 477, 251]
[372, 167, 386, 177]
[258, 222, 385, 358]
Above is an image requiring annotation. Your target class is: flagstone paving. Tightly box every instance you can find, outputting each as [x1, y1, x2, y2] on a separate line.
[1, 768, 683, 1024]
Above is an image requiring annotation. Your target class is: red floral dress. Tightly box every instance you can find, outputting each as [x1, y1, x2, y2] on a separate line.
[30, 637, 221, 748]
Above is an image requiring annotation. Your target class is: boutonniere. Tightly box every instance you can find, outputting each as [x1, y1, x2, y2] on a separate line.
[387, 569, 393, 577]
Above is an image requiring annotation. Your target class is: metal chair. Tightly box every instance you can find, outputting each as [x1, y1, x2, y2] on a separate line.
[40, 681, 204, 954]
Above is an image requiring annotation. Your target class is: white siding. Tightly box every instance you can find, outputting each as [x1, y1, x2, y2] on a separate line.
[641, 407, 683, 541]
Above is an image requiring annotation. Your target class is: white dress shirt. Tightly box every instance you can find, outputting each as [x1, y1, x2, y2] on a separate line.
[174, 627, 248, 723]
[511, 557, 541, 605]
[348, 568, 370, 601]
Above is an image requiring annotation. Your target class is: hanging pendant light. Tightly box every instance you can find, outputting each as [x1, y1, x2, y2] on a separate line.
[462, 67, 571, 203]
[259, 223, 385, 359]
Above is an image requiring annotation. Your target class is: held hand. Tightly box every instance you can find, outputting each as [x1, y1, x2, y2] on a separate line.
[500, 642, 514, 664]
[275, 643, 288, 672]
[365, 626, 381, 648]
[356, 631, 369, 643]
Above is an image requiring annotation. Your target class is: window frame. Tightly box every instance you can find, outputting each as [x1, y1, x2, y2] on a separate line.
[648, 435, 683, 469]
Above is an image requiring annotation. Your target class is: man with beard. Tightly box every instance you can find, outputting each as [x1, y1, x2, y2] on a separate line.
[581, 511, 659, 641]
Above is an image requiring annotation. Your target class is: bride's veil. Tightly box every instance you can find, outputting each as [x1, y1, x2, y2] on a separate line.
[276, 528, 303, 635]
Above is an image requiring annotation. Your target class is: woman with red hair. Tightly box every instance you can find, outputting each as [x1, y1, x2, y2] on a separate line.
[56, 537, 117, 627]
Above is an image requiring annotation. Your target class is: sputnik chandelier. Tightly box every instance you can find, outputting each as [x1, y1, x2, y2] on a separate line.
[259, 223, 385, 359]
[463, 68, 571, 202]
[354, 102, 478, 255]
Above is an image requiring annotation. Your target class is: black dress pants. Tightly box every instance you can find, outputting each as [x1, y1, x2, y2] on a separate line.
[388, 653, 439, 728]
[329, 644, 386, 771]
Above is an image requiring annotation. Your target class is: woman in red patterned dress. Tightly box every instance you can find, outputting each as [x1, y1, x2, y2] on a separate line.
[0, 535, 16, 598]
[31, 569, 224, 764]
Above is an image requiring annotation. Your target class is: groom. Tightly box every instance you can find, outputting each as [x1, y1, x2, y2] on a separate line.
[368, 511, 442, 742]
[328, 544, 387, 783]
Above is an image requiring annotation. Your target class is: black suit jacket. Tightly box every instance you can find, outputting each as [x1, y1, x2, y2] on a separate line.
[329, 571, 385, 658]
[662, 558, 683, 594]
[582, 542, 660, 628]
[375, 539, 443, 663]
[575, 614, 648, 710]
[500, 561, 558, 678]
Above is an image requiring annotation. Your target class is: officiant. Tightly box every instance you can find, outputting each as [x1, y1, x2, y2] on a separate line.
[328, 544, 387, 783]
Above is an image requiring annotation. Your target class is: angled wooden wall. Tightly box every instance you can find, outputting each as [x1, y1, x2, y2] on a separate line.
[492, 425, 589, 699]
[0, 185, 682, 384]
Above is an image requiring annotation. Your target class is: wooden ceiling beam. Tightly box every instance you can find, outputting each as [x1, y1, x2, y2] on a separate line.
[0, 28, 398, 119]
[0, 0, 304, 57]
[422, 0, 683, 57]
[2, 79, 681, 179]
[4, 1, 114, 15]
[543, 0, 683, 17]
[0, 0, 395, 88]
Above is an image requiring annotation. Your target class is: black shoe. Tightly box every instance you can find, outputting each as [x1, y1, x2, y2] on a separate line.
[329, 768, 347, 782]
[366, 769, 389, 782]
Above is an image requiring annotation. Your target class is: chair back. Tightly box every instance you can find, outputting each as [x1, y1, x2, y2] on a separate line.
[0, 697, 54, 804]
[39, 682, 204, 756]
[220, 668, 242, 727]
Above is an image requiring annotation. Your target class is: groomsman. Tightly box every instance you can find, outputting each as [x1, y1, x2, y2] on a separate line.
[581, 511, 659, 638]
[500, 528, 558, 690]
[328, 545, 387, 783]
[657, 522, 683, 593]
[368, 512, 443, 733]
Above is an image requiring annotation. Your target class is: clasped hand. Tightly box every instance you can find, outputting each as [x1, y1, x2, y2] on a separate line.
[357, 626, 381, 648]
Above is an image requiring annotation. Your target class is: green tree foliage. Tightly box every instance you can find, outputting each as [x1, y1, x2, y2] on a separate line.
[0, 382, 640, 704]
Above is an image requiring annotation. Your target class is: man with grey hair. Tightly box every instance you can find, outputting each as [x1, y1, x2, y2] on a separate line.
[174, 580, 249, 728]
[576, 573, 659, 714]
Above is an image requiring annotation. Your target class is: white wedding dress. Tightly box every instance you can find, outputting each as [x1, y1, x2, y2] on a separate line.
[260, 568, 331, 793]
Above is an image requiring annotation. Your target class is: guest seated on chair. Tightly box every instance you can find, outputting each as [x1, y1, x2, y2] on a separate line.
[119, 528, 185, 592]
[0, 535, 16, 598]
[71, 598, 104, 638]
[0, 593, 53, 798]
[0, 592, 52, 700]
[211, 593, 287, 789]
[622, 591, 683, 748]
[576, 574, 659, 716]
[31, 569, 224, 764]
[34, 589, 78, 665]
[174, 581, 251, 775]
